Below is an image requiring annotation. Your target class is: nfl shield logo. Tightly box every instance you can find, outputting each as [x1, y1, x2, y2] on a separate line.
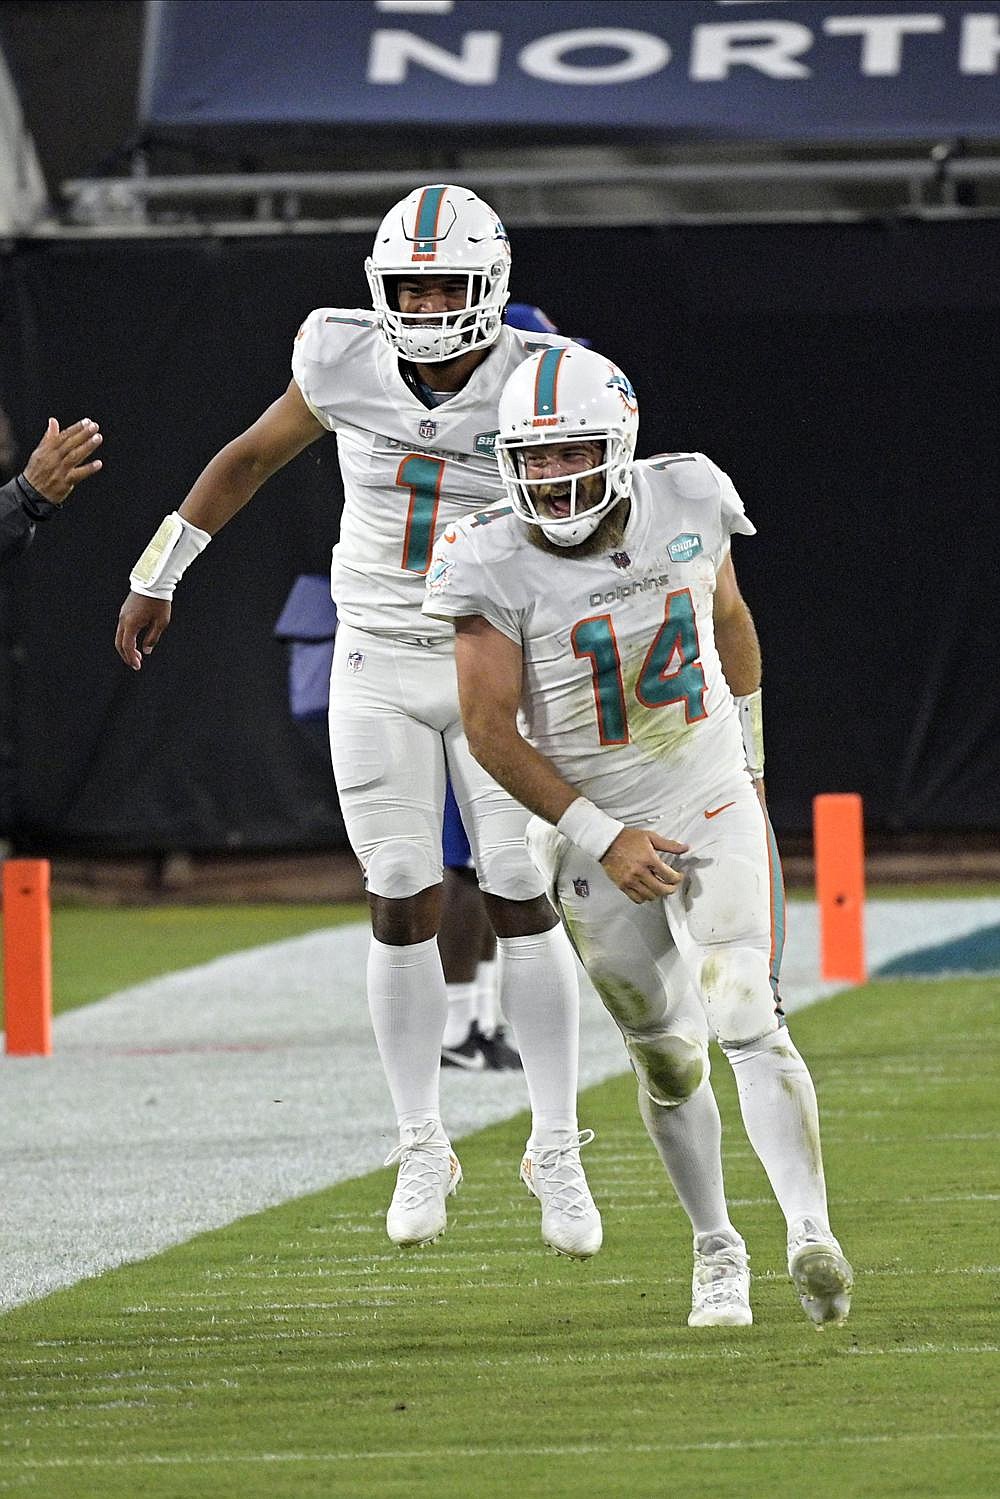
[572, 878, 590, 898]
[347, 651, 364, 674]
[611, 551, 631, 570]
[418, 418, 438, 441]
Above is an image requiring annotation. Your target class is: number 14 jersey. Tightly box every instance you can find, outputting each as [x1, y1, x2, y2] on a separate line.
[423, 453, 758, 822]
[291, 309, 569, 639]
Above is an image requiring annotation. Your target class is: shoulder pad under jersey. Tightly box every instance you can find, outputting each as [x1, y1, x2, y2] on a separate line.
[642, 452, 715, 495]
[293, 307, 378, 365]
[504, 325, 576, 358]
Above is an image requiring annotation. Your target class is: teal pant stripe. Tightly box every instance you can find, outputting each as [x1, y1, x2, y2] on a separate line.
[766, 813, 786, 993]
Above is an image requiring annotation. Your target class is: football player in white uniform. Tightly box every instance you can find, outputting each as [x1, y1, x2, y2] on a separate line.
[423, 343, 853, 1329]
[115, 185, 601, 1260]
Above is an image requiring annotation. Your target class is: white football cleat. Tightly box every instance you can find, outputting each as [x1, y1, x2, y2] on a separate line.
[787, 1216, 854, 1329]
[384, 1121, 462, 1247]
[688, 1228, 752, 1328]
[520, 1128, 603, 1259]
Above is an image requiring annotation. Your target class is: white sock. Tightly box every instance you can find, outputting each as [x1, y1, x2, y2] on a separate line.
[367, 936, 448, 1133]
[721, 1029, 830, 1232]
[475, 958, 499, 1037]
[443, 981, 476, 1047]
[636, 1079, 734, 1239]
[496, 926, 579, 1139]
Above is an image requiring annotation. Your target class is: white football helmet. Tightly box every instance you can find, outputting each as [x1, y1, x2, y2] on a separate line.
[365, 184, 511, 363]
[496, 345, 639, 547]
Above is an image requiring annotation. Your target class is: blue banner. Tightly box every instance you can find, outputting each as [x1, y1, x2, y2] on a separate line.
[141, 1, 1000, 140]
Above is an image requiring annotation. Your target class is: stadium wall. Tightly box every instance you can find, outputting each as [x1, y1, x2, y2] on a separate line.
[1, 218, 997, 853]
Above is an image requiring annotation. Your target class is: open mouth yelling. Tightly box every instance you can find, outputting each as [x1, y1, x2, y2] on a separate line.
[535, 484, 573, 518]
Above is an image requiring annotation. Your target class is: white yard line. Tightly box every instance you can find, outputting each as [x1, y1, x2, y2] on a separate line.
[7, 1430, 1000, 1472]
[1, 899, 997, 1313]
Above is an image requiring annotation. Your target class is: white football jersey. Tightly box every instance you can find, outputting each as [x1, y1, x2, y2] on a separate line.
[423, 453, 757, 821]
[292, 311, 570, 638]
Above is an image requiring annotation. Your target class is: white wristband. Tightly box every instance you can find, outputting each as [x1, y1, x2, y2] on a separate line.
[556, 797, 625, 863]
[736, 688, 764, 780]
[129, 512, 212, 600]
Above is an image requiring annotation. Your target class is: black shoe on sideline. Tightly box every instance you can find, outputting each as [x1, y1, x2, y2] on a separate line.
[478, 1025, 523, 1071]
[441, 1024, 487, 1071]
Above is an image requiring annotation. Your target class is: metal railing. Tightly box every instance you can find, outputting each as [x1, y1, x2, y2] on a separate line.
[45, 152, 1000, 236]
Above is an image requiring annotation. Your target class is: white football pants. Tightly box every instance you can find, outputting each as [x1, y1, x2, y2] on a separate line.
[330, 623, 545, 902]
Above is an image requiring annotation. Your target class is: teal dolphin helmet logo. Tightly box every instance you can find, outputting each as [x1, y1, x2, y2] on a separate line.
[605, 372, 637, 412]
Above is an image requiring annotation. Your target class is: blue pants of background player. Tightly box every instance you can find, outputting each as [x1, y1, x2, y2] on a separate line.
[442, 777, 473, 870]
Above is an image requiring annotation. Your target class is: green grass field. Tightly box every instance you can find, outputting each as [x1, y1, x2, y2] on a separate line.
[1, 902, 998, 1497]
[2, 886, 997, 1019]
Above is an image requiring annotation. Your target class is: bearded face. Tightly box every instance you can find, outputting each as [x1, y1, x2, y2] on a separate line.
[525, 498, 631, 558]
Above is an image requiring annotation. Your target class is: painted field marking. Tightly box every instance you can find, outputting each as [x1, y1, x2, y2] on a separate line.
[8, 1430, 1000, 1471]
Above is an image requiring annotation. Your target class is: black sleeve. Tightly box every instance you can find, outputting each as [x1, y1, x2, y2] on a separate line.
[0, 476, 35, 564]
[0, 475, 59, 566]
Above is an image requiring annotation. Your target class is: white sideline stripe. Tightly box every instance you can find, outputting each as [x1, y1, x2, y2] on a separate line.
[2, 898, 999, 1312]
[15, 1336, 1000, 1366]
[296, 1190, 1000, 1224]
[111, 1261, 998, 1291]
[8, 1430, 1000, 1470]
[11, 1345, 998, 1386]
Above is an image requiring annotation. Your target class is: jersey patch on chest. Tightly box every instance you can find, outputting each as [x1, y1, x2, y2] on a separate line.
[667, 532, 703, 563]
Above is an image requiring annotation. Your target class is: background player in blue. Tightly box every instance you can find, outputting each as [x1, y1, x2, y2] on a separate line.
[115, 187, 601, 1261]
[424, 344, 853, 1329]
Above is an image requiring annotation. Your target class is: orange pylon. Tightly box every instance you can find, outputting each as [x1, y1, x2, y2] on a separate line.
[2, 859, 53, 1055]
[813, 795, 867, 984]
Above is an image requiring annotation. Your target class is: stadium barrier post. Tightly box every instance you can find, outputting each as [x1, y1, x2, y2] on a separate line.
[2, 858, 53, 1056]
[813, 794, 867, 984]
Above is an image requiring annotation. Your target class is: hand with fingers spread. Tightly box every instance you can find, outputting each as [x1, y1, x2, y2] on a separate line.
[116, 594, 171, 672]
[23, 417, 103, 504]
[600, 827, 689, 905]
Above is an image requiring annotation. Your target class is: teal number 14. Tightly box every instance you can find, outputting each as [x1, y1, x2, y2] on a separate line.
[571, 589, 708, 746]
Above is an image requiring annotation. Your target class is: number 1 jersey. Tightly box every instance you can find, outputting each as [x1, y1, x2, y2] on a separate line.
[291, 310, 570, 639]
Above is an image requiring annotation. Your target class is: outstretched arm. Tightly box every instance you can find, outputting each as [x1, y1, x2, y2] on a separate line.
[454, 614, 687, 904]
[115, 379, 325, 670]
[173, 379, 325, 536]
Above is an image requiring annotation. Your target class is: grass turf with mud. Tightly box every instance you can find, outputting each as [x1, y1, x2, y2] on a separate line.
[1, 972, 997, 1498]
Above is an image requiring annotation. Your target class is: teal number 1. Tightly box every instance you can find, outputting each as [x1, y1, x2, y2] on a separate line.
[397, 454, 446, 574]
[571, 615, 629, 745]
